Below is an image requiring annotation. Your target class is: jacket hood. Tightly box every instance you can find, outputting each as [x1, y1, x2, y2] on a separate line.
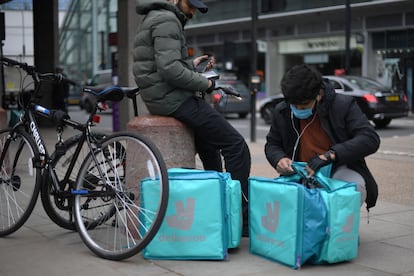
[321, 79, 336, 102]
[136, 0, 187, 25]
[136, 0, 171, 14]
[315, 79, 336, 116]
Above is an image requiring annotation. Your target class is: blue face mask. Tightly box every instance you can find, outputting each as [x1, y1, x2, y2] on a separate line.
[290, 104, 313, 119]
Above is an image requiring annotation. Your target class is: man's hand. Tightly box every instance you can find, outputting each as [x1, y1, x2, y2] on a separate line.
[193, 55, 215, 71]
[205, 79, 215, 94]
[306, 151, 334, 177]
[276, 157, 294, 175]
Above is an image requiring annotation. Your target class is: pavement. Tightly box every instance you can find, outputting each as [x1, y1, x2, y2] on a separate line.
[1, 108, 414, 276]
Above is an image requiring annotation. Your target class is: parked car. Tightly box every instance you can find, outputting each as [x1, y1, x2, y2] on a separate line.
[325, 75, 409, 128]
[81, 69, 114, 113]
[67, 85, 82, 106]
[258, 93, 285, 124]
[259, 75, 409, 128]
[210, 79, 251, 118]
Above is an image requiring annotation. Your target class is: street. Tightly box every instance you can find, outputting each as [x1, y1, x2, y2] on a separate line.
[0, 106, 411, 276]
[68, 105, 414, 162]
[226, 113, 414, 141]
[228, 113, 414, 206]
[69, 105, 414, 138]
[67, 105, 414, 206]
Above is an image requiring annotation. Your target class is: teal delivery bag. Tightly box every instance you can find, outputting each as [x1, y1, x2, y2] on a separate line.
[223, 173, 243, 249]
[166, 168, 242, 249]
[313, 174, 361, 264]
[249, 162, 361, 268]
[141, 168, 241, 260]
[249, 176, 328, 269]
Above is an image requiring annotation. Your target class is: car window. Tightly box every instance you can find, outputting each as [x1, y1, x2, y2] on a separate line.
[90, 74, 100, 86]
[100, 73, 112, 84]
[90, 72, 112, 86]
[343, 83, 353, 92]
[344, 76, 386, 92]
[328, 80, 343, 90]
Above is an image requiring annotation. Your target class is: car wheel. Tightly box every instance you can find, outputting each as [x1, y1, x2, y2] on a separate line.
[262, 104, 275, 124]
[373, 118, 391, 129]
[238, 112, 248, 119]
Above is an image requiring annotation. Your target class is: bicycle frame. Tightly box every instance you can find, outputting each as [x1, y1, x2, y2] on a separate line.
[1, 57, 170, 261]
[7, 103, 99, 199]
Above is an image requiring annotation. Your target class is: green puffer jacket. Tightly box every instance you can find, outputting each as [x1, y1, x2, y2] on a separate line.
[133, 0, 209, 115]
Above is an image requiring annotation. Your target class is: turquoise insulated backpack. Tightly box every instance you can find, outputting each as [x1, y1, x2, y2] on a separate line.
[141, 168, 242, 260]
[249, 162, 360, 268]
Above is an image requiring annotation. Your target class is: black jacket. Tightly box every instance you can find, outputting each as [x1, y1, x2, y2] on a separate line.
[265, 81, 380, 209]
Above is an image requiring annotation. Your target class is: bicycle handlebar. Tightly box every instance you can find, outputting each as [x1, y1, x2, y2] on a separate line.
[202, 70, 242, 99]
[215, 86, 242, 99]
[2, 56, 36, 75]
[1, 56, 69, 84]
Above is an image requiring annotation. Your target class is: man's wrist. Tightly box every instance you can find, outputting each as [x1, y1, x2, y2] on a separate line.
[323, 149, 335, 161]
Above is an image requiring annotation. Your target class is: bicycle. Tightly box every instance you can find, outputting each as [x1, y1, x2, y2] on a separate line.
[0, 57, 169, 261]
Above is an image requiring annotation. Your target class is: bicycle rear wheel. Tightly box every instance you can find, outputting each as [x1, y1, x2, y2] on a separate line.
[40, 132, 107, 231]
[0, 128, 41, 236]
[73, 132, 169, 260]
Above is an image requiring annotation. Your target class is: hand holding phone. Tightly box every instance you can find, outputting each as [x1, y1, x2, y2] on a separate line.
[203, 56, 216, 72]
[195, 55, 215, 72]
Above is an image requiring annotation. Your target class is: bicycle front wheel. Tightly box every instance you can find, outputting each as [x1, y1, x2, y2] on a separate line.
[0, 127, 41, 236]
[73, 132, 169, 260]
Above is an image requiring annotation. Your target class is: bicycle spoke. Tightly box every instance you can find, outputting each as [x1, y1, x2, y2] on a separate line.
[73, 133, 168, 260]
[0, 129, 40, 237]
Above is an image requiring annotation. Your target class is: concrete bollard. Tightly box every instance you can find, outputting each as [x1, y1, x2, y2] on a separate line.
[127, 115, 195, 169]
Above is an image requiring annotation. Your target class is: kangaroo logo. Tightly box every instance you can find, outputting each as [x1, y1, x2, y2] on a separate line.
[342, 214, 355, 233]
[262, 202, 279, 233]
[166, 198, 195, 230]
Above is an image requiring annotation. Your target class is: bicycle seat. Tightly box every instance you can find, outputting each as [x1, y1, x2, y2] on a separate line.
[124, 87, 140, 99]
[83, 85, 124, 102]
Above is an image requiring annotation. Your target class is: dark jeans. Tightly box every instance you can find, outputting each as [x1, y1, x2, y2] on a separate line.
[171, 96, 251, 229]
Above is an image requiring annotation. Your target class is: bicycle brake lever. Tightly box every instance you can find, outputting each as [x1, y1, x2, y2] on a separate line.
[217, 87, 242, 100]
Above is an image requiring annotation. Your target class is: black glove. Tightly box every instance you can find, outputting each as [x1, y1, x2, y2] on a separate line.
[308, 151, 333, 172]
[205, 79, 215, 94]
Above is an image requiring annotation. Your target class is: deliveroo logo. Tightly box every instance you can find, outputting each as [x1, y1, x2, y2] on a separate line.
[166, 198, 195, 230]
[342, 214, 355, 233]
[262, 202, 279, 233]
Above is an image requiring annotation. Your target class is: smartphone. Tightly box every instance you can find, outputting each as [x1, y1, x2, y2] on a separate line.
[201, 70, 219, 80]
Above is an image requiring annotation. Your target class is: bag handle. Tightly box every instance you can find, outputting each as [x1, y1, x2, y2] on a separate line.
[291, 162, 336, 190]
[290, 162, 324, 189]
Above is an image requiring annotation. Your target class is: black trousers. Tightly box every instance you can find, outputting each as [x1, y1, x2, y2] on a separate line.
[171, 96, 251, 228]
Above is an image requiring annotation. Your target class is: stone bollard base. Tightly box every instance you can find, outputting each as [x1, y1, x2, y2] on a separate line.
[127, 115, 195, 169]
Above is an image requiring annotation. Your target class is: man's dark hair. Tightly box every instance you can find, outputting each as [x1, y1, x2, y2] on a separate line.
[280, 64, 322, 105]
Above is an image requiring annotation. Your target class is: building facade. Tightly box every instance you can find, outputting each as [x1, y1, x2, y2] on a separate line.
[2, 0, 413, 111]
[58, 0, 118, 85]
[185, 0, 414, 111]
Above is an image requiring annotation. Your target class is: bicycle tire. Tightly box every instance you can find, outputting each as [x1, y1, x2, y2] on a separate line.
[73, 132, 169, 260]
[40, 132, 107, 231]
[0, 127, 41, 236]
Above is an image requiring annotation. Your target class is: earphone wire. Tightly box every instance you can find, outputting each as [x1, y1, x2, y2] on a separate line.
[291, 111, 317, 160]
